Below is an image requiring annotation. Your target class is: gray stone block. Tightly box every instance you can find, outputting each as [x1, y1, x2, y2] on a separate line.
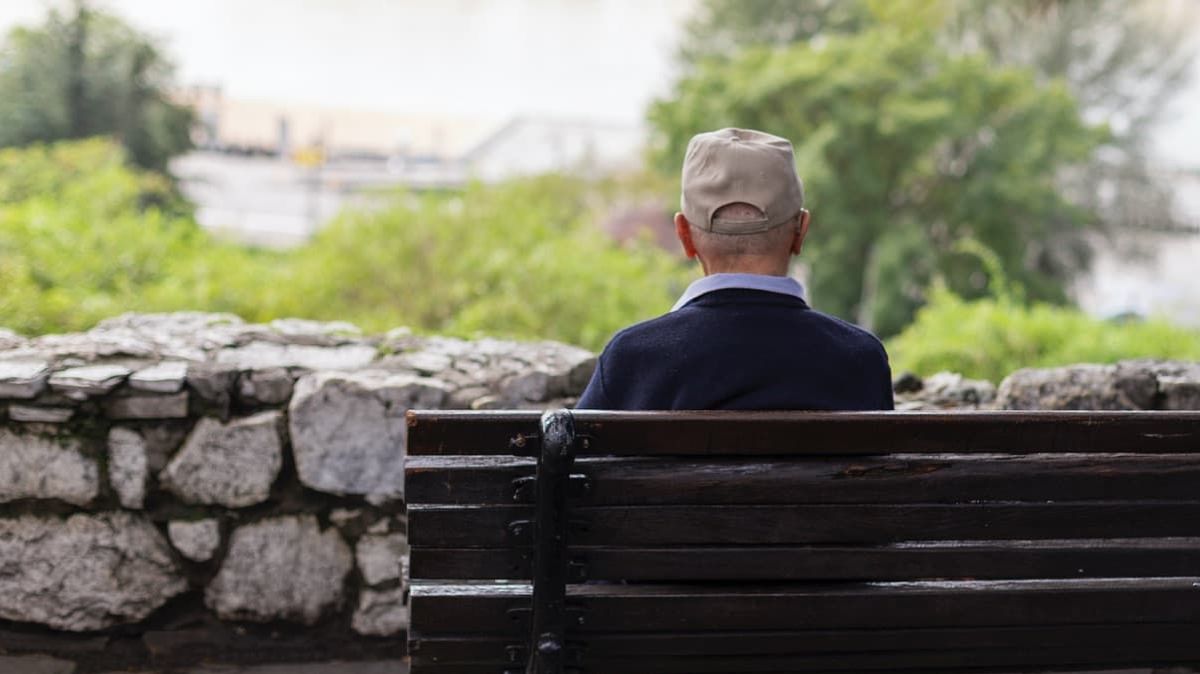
[168, 519, 222, 562]
[355, 533, 407, 586]
[0, 512, 185, 631]
[205, 515, 352, 625]
[288, 371, 448, 503]
[0, 361, 50, 399]
[0, 429, 98, 505]
[996, 364, 1157, 410]
[895, 371, 997, 411]
[129, 361, 189, 393]
[352, 586, 408, 637]
[159, 412, 283, 508]
[48, 364, 132, 399]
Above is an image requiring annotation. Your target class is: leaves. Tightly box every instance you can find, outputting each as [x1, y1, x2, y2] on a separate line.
[0, 140, 692, 350]
[888, 285, 1200, 383]
[0, 3, 193, 172]
[274, 175, 694, 348]
[651, 24, 1104, 335]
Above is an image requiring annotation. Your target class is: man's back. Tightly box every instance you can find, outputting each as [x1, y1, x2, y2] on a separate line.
[577, 127, 894, 411]
[577, 287, 893, 411]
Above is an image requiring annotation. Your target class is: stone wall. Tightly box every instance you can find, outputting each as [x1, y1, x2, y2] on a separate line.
[0, 313, 594, 672]
[893, 361, 1200, 411]
[0, 312, 1197, 672]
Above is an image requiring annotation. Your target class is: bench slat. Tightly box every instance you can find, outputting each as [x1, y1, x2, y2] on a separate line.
[410, 538, 1200, 581]
[409, 501, 1200, 547]
[406, 410, 1200, 456]
[410, 644, 1200, 674]
[409, 577, 1200, 633]
[410, 622, 1200, 659]
[406, 453, 1200, 505]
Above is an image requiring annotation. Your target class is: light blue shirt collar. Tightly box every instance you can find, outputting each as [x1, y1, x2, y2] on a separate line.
[671, 273, 807, 312]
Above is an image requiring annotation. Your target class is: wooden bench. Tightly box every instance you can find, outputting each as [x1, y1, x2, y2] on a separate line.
[404, 409, 1200, 673]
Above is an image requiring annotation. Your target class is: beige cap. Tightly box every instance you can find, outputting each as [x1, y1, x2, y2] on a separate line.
[680, 127, 805, 235]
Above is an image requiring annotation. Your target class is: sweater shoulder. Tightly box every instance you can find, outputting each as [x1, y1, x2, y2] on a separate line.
[602, 311, 682, 354]
[808, 309, 889, 354]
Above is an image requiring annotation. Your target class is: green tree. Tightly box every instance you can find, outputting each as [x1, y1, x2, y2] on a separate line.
[650, 16, 1105, 336]
[0, 0, 193, 172]
[679, 0, 870, 65]
[681, 0, 1196, 232]
[945, 0, 1196, 232]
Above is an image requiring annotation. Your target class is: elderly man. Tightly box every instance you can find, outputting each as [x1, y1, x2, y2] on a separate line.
[577, 127, 893, 410]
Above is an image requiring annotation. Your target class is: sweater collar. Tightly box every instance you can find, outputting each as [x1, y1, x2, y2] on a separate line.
[671, 273, 807, 312]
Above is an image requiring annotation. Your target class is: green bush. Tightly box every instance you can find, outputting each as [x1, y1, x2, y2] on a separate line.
[888, 284, 1200, 382]
[0, 138, 239, 334]
[0, 139, 693, 349]
[10, 138, 1198, 371]
[271, 175, 694, 349]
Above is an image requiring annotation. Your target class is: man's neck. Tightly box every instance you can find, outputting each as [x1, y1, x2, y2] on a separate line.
[702, 260, 790, 276]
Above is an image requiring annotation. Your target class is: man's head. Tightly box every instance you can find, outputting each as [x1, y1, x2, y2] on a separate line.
[675, 128, 810, 275]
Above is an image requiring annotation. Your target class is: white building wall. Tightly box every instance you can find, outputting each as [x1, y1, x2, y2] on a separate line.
[1075, 172, 1200, 327]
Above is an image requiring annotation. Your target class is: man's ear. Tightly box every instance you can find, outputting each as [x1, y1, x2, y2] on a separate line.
[675, 212, 699, 259]
[791, 209, 811, 255]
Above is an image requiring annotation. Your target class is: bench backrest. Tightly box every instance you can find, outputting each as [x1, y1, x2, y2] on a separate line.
[405, 410, 1200, 674]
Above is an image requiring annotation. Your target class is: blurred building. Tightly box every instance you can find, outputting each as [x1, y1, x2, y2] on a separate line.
[172, 88, 643, 246]
[1074, 168, 1200, 327]
[465, 117, 643, 181]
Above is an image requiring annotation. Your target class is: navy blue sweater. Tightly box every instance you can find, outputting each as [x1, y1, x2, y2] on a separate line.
[576, 289, 894, 411]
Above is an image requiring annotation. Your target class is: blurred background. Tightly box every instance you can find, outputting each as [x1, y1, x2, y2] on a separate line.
[1, 0, 1198, 381]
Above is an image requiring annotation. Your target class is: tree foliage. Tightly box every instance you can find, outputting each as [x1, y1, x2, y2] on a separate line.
[944, 0, 1197, 230]
[2, 139, 196, 332]
[650, 14, 1105, 335]
[679, 0, 870, 64]
[0, 1, 193, 172]
[0, 139, 692, 349]
[681, 0, 1196, 230]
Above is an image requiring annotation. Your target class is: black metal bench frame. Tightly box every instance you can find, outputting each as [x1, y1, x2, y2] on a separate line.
[522, 410, 578, 674]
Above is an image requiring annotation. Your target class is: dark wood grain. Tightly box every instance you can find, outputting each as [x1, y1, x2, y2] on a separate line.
[409, 577, 1200, 634]
[405, 409, 1200, 674]
[410, 622, 1200, 659]
[411, 645, 1200, 674]
[405, 410, 1200, 456]
[406, 453, 1200, 505]
[408, 501, 1200, 547]
[410, 538, 1200, 581]
[407, 410, 540, 456]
